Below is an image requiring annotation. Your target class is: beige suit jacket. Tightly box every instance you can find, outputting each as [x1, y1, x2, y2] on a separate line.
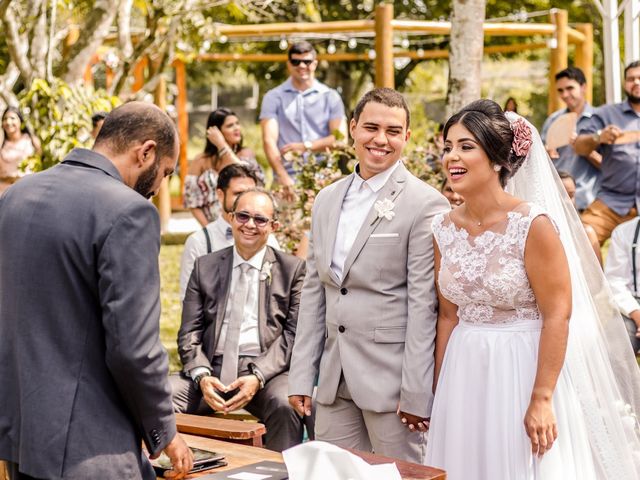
[288, 162, 450, 418]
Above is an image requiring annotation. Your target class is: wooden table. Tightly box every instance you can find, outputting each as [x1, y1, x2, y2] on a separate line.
[174, 434, 446, 480]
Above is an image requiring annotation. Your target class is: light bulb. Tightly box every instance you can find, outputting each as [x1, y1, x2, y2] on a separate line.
[327, 41, 336, 54]
[279, 38, 288, 50]
[348, 38, 357, 49]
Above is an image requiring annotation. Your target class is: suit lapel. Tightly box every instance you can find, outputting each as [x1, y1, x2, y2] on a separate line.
[340, 163, 407, 280]
[214, 249, 234, 345]
[324, 176, 353, 286]
[257, 246, 276, 352]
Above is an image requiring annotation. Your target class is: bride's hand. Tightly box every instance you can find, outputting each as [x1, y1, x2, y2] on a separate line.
[524, 398, 558, 457]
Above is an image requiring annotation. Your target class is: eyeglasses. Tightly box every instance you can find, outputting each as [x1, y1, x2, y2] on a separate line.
[289, 59, 314, 67]
[233, 211, 273, 227]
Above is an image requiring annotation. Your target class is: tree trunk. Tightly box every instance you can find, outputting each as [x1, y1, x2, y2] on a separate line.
[446, 0, 486, 116]
[58, 0, 119, 83]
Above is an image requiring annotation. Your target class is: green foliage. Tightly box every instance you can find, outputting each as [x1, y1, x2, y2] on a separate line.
[159, 243, 184, 372]
[19, 78, 119, 171]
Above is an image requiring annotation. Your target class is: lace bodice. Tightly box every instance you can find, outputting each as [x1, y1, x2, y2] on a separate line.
[433, 203, 550, 325]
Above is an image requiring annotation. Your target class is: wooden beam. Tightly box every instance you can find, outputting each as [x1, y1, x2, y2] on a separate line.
[195, 53, 369, 62]
[575, 23, 594, 105]
[214, 19, 374, 37]
[549, 9, 569, 114]
[374, 3, 394, 88]
[193, 42, 547, 64]
[174, 59, 188, 205]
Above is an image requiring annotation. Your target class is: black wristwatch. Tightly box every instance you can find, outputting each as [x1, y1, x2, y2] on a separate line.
[193, 371, 211, 390]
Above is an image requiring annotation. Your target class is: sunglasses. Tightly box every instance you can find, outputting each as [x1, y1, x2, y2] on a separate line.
[289, 59, 314, 67]
[233, 211, 273, 228]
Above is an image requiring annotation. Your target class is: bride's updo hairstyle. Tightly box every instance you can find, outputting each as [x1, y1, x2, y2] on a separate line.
[443, 99, 528, 187]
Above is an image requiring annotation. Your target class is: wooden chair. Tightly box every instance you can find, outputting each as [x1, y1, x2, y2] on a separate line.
[175, 412, 266, 447]
[0, 460, 7, 480]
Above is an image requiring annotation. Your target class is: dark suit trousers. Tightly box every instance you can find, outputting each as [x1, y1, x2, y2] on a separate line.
[169, 357, 303, 452]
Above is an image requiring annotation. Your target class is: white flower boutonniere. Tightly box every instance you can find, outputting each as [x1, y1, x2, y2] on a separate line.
[373, 198, 396, 223]
[260, 261, 273, 285]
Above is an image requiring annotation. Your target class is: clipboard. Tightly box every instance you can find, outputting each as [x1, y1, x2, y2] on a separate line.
[614, 130, 640, 144]
[150, 446, 227, 476]
[545, 112, 577, 150]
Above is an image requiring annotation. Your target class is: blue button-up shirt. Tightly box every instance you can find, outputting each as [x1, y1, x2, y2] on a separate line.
[579, 100, 640, 215]
[259, 78, 345, 174]
[541, 104, 600, 210]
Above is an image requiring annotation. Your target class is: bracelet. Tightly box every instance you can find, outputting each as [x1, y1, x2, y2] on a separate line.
[218, 146, 230, 157]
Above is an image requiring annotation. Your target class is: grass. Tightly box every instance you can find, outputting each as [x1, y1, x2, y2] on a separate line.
[159, 243, 184, 372]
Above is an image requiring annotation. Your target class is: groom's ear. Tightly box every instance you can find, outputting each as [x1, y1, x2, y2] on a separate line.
[404, 128, 411, 142]
[349, 118, 357, 140]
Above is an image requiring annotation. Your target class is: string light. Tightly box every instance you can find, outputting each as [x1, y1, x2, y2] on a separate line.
[348, 38, 357, 49]
[327, 40, 336, 54]
[279, 37, 288, 50]
[401, 37, 410, 49]
[368, 49, 376, 60]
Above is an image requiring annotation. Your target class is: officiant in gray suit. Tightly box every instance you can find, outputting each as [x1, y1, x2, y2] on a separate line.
[288, 88, 450, 462]
[172, 188, 306, 452]
[0, 102, 192, 479]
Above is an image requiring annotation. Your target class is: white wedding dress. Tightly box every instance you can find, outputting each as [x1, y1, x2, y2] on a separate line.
[425, 203, 597, 479]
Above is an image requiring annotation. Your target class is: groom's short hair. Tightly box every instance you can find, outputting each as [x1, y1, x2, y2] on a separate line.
[352, 88, 410, 129]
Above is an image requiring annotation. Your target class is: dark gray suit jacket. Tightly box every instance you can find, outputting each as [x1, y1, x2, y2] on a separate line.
[179, 246, 305, 382]
[0, 149, 176, 479]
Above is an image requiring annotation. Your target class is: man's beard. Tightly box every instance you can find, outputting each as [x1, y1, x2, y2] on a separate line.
[134, 157, 160, 199]
[626, 89, 640, 104]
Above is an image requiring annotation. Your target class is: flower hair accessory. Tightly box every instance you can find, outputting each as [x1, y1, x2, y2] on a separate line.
[510, 117, 532, 157]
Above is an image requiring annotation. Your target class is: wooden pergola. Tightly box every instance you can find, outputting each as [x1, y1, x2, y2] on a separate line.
[103, 5, 594, 230]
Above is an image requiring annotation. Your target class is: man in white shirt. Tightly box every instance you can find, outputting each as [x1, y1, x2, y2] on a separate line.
[171, 188, 306, 451]
[604, 216, 640, 353]
[179, 164, 279, 299]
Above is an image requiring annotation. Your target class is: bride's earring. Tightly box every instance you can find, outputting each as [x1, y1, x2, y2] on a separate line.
[493, 164, 502, 172]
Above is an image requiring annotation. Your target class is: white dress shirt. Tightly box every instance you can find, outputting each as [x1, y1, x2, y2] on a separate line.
[330, 161, 400, 280]
[179, 216, 280, 299]
[190, 246, 266, 380]
[604, 217, 640, 316]
[213, 246, 265, 357]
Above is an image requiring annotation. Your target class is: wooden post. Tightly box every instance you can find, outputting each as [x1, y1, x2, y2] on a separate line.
[105, 66, 114, 90]
[374, 3, 394, 88]
[153, 73, 172, 233]
[132, 57, 148, 92]
[175, 59, 189, 205]
[548, 9, 569, 114]
[575, 23, 594, 105]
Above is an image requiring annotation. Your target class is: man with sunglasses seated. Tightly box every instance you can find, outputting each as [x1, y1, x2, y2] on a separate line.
[170, 188, 307, 451]
[260, 40, 346, 195]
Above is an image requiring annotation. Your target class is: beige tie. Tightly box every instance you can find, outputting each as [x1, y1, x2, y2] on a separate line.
[219, 263, 251, 385]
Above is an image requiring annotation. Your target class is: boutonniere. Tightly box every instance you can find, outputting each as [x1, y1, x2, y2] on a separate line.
[260, 261, 272, 285]
[372, 198, 395, 225]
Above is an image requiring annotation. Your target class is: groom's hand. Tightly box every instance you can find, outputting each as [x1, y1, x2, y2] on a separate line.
[289, 395, 312, 417]
[398, 410, 430, 432]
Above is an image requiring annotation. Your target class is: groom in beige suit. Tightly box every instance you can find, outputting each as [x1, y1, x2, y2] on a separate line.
[288, 88, 449, 462]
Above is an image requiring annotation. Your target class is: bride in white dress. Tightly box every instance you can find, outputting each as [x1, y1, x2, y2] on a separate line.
[424, 99, 640, 479]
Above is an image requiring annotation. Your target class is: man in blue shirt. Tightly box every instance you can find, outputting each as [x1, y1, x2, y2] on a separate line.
[575, 61, 640, 244]
[260, 41, 346, 195]
[541, 67, 600, 211]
